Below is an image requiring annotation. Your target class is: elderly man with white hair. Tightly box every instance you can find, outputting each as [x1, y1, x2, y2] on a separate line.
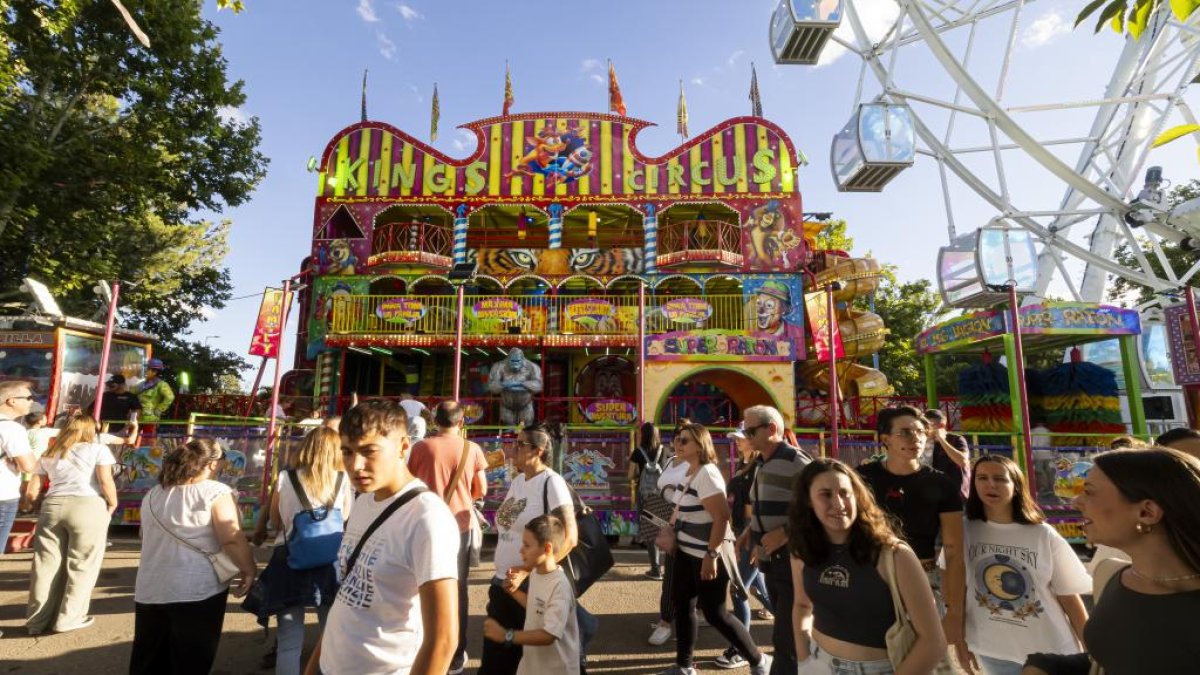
[734, 405, 811, 675]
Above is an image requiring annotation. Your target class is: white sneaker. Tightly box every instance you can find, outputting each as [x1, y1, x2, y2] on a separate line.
[55, 616, 95, 634]
[751, 653, 773, 675]
[648, 623, 673, 646]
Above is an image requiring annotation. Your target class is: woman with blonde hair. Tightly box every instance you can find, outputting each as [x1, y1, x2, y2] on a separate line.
[657, 422, 770, 675]
[246, 426, 352, 675]
[24, 414, 118, 634]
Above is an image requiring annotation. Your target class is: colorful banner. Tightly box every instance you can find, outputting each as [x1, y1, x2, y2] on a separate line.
[564, 298, 617, 327]
[645, 330, 795, 361]
[460, 399, 486, 424]
[662, 297, 713, 324]
[803, 292, 844, 360]
[1165, 304, 1200, 385]
[472, 298, 522, 323]
[316, 114, 800, 202]
[249, 288, 288, 357]
[583, 398, 637, 425]
[916, 310, 1006, 354]
[1018, 303, 1140, 335]
[375, 297, 426, 324]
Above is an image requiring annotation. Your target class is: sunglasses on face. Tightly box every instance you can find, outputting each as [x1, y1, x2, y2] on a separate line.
[743, 422, 771, 436]
[9, 395, 34, 402]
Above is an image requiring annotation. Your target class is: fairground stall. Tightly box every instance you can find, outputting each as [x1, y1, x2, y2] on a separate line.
[294, 98, 894, 532]
[916, 301, 1147, 543]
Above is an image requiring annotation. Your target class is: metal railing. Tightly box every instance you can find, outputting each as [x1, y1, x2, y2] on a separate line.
[330, 293, 753, 336]
[369, 220, 453, 265]
[657, 219, 743, 267]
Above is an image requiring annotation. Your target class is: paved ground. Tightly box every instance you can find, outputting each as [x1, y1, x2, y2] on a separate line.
[2, 530, 789, 674]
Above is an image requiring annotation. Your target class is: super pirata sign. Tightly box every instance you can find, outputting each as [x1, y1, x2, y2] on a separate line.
[316, 112, 800, 203]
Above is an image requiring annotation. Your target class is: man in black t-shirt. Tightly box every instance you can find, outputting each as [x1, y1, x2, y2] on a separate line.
[858, 405, 966, 665]
[94, 375, 141, 438]
[925, 408, 970, 500]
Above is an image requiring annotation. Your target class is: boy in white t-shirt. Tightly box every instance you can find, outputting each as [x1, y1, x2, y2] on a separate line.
[306, 400, 459, 675]
[483, 514, 580, 675]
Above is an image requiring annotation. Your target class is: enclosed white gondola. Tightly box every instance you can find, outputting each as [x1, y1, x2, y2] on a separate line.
[830, 103, 914, 192]
[937, 225, 1038, 308]
[769, 0, 842, 65]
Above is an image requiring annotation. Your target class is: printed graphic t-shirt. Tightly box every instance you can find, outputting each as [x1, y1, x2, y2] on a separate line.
[516, 566, 580, 675]
[964, 519, 1092, 662]
[858, 462, 963, 560]
[321, 480, 459, 675]
[493, 470, 572, 580]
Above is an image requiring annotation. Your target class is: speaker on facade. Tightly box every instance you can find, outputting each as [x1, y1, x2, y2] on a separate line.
[1143, 396, 1175, 420]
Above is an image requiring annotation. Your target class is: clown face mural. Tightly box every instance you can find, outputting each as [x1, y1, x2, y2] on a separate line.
[754, 280, 791, 337]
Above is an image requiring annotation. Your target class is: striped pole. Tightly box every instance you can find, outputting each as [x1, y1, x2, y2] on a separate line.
[453, 203, 469, 265]
[548, 203, 563, 249]
[643, 204, 658, 274]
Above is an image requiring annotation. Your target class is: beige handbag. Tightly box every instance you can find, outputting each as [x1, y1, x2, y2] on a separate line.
[654, 469, 699, 554]
[882, 544, 918, 668]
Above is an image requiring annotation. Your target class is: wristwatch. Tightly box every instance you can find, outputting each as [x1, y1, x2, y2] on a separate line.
[706, 547, 720, 559]
[504, 629, 514, 647]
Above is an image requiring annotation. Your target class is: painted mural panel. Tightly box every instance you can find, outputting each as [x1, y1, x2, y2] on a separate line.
[466, 247, 645, 277]
[308, 276, 371, 358]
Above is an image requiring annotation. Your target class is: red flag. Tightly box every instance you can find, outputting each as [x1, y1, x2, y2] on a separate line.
[608, 61, 626, 117]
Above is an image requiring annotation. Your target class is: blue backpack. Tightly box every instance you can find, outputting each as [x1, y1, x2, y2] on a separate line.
[285, 471, 346, 570]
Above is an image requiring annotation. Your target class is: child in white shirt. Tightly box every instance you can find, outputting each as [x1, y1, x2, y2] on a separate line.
[483, 514, 580, 675]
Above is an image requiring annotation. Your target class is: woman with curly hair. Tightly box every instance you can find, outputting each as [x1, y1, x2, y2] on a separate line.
[789, 458, 946, 674]
[130, 438, 256, 675]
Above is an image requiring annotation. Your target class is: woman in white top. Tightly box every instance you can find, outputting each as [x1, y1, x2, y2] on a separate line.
[250, 427, 352, 675]
[130, 438, 256, 675]
[24, 414, 118, 634]
[479, 423, 578, 675]
[961, 454, 1090, 675]
[658, 422, 769, 675]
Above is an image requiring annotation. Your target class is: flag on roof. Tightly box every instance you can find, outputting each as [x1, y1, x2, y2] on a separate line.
[677, 80, 689, 138]
[360, 69, 368, 122]
[608, 61, 626, 117]
[430, 83, 440, 141]
[749, 62, 763, 117]
[502, 62, 514, 116]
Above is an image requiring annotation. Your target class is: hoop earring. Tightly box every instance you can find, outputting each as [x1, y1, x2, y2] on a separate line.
[1136, 522, 1154, 534]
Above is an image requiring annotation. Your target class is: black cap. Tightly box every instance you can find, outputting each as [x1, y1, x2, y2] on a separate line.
[106, 374, 126, 385]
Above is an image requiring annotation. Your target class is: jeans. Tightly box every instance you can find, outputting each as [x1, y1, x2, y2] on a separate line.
[275, 603, 331, 675]
[452, 529, 471, 668]
[732, 547, 772, 628]
[479, 577, 528, 675]
[577, 603, 598, 661]
[671, 552, 762, 669]
[811, 644, 894, 675]
[0, 498, 18, 553]
[760, 552, 797, 675]
[977, 654, 1024, 675]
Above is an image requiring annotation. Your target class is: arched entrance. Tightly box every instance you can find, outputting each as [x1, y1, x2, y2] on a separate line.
[655, 366, 782, 426]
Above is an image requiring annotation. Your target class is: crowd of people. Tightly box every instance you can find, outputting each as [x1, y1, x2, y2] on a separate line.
[3, 377, 1200, 674]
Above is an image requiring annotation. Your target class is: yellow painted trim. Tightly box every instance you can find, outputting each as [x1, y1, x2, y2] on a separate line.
[734, 124, 749, 194]
[711, 133, 725, 195]
[577, 121, 592, 196]
[599, 121, 613, 195]
[689, 143, 703, 195]
[510, 120, 525, 197]
[621, 125, 634, 195]
[334, 135, 350, 197]
[756, 126, 771, 193]
[356, 128, 371, 197]
[531, 119, 545, 196]
[378, 132, 393, 195]
[400, 142, 415, 197]
[780, 137, 794, 193]
[488, 124, 504, 196]
[667, 155, 681, 195]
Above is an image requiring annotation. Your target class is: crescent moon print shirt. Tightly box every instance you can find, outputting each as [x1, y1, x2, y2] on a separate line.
[962, 520, 1091, 663]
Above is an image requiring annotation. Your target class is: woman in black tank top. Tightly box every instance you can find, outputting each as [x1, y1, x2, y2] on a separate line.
[787, 459, 946, 674]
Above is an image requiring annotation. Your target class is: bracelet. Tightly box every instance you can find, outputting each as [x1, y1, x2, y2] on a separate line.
[504, 628, 514, 647]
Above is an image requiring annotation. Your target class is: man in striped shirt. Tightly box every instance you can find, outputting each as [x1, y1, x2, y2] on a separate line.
[735, 405, 811, 675]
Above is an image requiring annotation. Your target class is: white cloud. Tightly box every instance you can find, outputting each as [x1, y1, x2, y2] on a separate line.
[816, 0, 901, 67]
[394, 3, 421, 21]
[1022, 10, 1070, 49]
[357, 0, 379, 23]
[589, 73, 604, 85]
[216, 105, 249, 125]
[691, 76, 706, 86]
[451, 129, 475, 153]
[408, 83, 424, 104]
[726, 49, 745, 68]
[377, 32, 396, 60]
[580, 58, 602, 73]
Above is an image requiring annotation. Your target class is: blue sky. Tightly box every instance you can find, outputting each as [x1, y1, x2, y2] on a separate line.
[191, 0, 1200, 382]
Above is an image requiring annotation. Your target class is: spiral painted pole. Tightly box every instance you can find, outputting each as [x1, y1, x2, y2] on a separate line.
[453, 203, 469, 266]
[548, 203, 563, 249]
[643, 204, 657, 275]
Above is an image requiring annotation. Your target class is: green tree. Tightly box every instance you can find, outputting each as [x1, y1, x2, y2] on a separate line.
[154, 338, 250, 395]
[860, 274, 960, 396]
[0, 0, 267, 375]
[1076, 0, 1199, 39]
[1109, 179, 1200, 306]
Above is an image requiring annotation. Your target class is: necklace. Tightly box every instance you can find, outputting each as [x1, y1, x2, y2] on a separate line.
[1128, 567, 1200, 583]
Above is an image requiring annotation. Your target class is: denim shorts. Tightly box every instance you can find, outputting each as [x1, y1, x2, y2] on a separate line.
[811, 644, 895, 675]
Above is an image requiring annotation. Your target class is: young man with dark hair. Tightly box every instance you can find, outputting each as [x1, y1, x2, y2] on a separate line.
[1156, 427, 1200, 458]
[923, 408, 970, 499]
[859, 405, 966, 667]
[408, 400, 489, 674]
[306, 400, 459, 675]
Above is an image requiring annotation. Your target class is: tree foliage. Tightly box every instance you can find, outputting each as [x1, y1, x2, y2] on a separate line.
[1076, 0, 1199, 40]
[1109, 179, 1200, 306]
[0, 0, 267, 385]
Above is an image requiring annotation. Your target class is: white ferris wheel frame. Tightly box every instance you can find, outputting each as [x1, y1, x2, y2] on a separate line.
[834, 0, 1200, 305]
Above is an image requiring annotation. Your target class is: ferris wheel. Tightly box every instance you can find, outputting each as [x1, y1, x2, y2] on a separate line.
[771, 0, 1200, 307]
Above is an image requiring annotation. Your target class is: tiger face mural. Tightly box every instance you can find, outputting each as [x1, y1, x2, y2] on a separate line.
[467, 248, 645, 277]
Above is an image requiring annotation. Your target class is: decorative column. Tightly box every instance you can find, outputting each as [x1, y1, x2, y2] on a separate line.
[548, 203, 564, 249]
[643, 203, 657, 274]
[453, 203, 469, 266]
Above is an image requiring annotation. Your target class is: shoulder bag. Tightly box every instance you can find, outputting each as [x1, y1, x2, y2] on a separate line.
[146, 493, 241, 584]
[882, 543, 955, 674]
[444, 436, 485, 567]
[653, 468, 699, 555]
[541, 472, 613, 597]
[341, 485, 429, 581]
